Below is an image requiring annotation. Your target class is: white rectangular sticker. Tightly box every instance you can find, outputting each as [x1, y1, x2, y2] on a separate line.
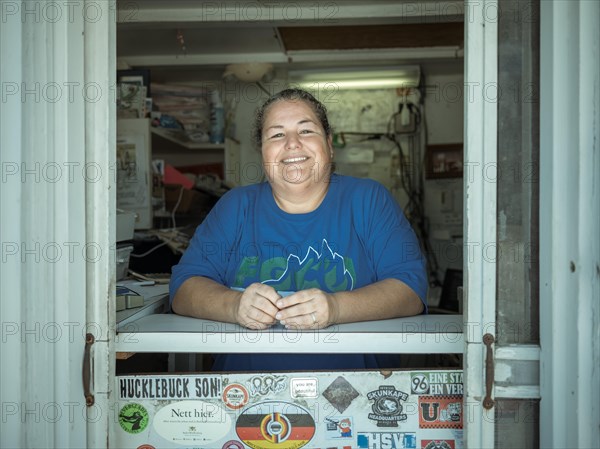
[290, 377, 319, 398]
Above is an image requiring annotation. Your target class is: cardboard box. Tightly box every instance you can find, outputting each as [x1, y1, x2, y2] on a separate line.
[164, 184, 214, 214]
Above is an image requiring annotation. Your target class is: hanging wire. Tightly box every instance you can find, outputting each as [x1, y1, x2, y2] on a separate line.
[176, 29, 187, 54]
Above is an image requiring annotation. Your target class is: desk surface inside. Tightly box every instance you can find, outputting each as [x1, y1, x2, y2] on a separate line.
[116, 313, 463, 354]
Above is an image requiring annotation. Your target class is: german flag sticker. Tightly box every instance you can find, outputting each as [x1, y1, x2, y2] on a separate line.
[236, 401, 315, 449]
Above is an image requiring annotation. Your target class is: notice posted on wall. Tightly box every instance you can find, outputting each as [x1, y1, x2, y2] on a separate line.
[113, 370, 463, 449]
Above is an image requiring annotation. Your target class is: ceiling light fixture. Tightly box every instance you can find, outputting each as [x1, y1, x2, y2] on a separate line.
[288, 65, 421, 90]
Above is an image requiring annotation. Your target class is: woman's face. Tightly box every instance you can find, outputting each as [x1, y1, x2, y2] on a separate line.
[261, 99, 333, 188]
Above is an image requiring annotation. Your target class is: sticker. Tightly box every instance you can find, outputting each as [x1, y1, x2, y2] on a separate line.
[222, 441, 245, 449]
[236, 401, 316, 449]
[119, 403, 149, 434]
[411, 372, 463, 396]
[410, 373, 431, 395]
[118, 375, 222, 400]
[419, 396, 463, 429]
[153, 400, 231, 444]
[367, 386, 409, 427]
[357, 432, 417, 448]
[324, 416, 353, 439]
[223, 383, 249, 410]
[291, 377, 318, 399]
[421, 440, 455, 449]
[322, 376, 360, 413]
[247, 375, 287, 397]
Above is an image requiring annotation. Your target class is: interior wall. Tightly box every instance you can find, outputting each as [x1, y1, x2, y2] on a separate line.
[422, 71, 465, 301]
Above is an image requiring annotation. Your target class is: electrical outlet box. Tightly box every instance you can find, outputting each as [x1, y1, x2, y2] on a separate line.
[394, 104, 418, 134]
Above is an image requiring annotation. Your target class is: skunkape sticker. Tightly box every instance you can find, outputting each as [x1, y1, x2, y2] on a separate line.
[367, 385, 409, 427]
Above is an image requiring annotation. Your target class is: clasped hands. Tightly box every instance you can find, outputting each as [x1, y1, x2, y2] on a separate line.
[233, 283, 336, 330]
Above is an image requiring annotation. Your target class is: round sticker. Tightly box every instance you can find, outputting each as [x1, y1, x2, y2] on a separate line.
[119, 403, 149, 434]
[222, 441, 244, 449]
[153, 400, 231, 446]
[236, 401, 315, 449]
[223, 383, 249, 410]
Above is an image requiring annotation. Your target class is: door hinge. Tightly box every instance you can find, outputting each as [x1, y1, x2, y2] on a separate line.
[83, 333, 95, 406]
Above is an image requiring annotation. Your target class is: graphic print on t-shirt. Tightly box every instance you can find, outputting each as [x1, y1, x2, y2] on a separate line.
[234, 239, 356, 292]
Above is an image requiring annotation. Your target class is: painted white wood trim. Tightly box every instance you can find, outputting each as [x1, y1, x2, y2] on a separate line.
[463, 1, 498, 447]
[117, 1, 464, 24]
[494, 386, 540, 400]
[495, 345, 540, 362]
[83, 1, 116, 448]
[540, 1, 600, 448]
[0, 3, 88, 447]
[114, 314, 464, 354]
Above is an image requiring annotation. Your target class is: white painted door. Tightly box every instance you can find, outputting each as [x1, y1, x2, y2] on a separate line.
[463, 1, 541, 447]
[0, 1, 115, 447]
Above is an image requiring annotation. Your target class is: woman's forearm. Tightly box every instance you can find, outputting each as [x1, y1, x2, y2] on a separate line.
[330, 278, 424, 324]
[171, 276, 241, 323]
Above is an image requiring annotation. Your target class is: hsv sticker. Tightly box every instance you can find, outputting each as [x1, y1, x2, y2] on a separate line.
[118, 403, 149, 434]
[152, 400, 231, 445]
[291, 377, 318, 399]
[223, 383, 249, 410]
[356, 432, 417, 448]
[419, 396, 463, 429]
[236, 401, 316, 449]
[367, 386, 409, 427]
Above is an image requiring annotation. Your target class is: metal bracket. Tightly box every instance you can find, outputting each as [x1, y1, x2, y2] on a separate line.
[483, 333, 495, 409]
[83, 333, 95, 406]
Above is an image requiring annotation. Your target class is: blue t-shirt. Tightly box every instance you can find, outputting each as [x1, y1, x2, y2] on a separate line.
[170, 174, 427, 371]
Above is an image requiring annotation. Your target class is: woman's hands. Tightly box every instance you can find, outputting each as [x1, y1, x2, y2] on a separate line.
[235, 285, 337, 330]
[276, 288, 338, 330]
[234, 283, 281, 330]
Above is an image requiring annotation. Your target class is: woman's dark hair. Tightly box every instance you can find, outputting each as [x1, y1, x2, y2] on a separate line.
[252, 88, 332, 149]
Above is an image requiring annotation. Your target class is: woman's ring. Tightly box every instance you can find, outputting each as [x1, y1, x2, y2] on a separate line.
[311, 312, 316, 324]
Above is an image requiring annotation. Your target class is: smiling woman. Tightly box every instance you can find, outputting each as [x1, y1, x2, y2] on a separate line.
[257, 89, 335, 213]
[169, 88, 428, 372]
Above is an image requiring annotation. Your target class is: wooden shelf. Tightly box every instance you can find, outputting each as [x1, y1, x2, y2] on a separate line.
[151, 127, 225, 150]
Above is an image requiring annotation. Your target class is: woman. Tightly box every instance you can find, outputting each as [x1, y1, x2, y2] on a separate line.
[170, 88, 427, 371]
